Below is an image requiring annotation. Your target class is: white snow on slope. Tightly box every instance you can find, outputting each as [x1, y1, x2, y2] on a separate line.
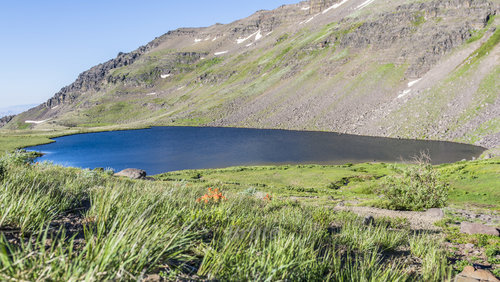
[356, 0, 375, 10]
[255, 30, 262, 41]
[146, 92, 157, 96]
[25, 119, 50, 124]
[301, 6, 310, 10]
[322, 0, 350, 14]
[214, 51, 228, 56]
[246, 43, 253, 47]
[236, 30, 259, 44]
[160, 74, 172, 79]
[397, 89, 411, 99]
[194, 38, 202, 43]
[407, 78, 422, 88]
[300, 16, 316, 24]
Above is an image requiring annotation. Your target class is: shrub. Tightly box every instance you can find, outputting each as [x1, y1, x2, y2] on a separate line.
[379, 153, 448, 211]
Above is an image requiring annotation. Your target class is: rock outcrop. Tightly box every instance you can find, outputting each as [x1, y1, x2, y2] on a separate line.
[0, 115, 14, 128]
[114, 168, 147, 179]
[43, 33, 174, 109]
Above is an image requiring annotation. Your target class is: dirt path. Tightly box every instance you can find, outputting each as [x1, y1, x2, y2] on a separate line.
[334, 205, 444, 231]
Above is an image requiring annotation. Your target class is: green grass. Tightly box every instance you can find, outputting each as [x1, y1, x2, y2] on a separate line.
[460, 27, 500, 73]
[411, 11, 426, 27]
[0, 152, 467, 280]
[0, 132, 56, 154]
[438, 159, 500, 209]
[467, 15, 496, 43]
[157, 159, 500, 210]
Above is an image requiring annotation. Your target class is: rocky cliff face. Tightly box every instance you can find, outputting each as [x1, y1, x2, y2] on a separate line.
[8, 0, 500, 150]
[0, 115, 14, 128]
[309, 0, 338, 14]
[43, 33, 173, 109]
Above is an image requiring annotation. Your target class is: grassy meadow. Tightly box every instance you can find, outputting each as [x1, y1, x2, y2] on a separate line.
[0, 149, 499, 280]
[158, 159, 500, 211]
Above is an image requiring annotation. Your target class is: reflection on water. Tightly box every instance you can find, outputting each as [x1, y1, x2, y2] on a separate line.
[27, 127, 485, 175]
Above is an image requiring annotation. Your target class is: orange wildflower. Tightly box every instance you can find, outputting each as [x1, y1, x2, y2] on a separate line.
[196, 187, 227, 204]
[263, 193, 272, 201]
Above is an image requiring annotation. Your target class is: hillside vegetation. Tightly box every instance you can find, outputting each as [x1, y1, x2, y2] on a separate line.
[3, 0, 499, 151]
[0, 152, 499, 280]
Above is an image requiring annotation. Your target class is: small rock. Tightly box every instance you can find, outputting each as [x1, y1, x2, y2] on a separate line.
[426, 208, 444, 219]
[363, 215, 375, 226]
[114, 168, 147, 179]
[455, 265, 499, 282]
[460, 222, 500, 236]
[142, 274, 161, 282]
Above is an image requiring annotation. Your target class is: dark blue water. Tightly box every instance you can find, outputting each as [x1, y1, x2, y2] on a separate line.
[27, 127, 485, 174]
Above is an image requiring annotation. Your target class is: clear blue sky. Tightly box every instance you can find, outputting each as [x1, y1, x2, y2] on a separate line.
[0, 0, 299, 108]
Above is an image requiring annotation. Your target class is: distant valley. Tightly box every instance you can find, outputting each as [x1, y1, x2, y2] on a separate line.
[0, 104, 38, 117]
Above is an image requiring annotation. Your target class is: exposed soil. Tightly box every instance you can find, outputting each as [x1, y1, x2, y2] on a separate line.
[333, 204, 443, 231]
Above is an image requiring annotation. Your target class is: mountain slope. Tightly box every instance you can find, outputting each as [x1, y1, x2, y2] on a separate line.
[6, 0, 500, 149]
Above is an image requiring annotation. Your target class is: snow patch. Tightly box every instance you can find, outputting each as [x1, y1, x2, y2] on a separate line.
[214, 51, 228, 56]
[236, 30, 259, 44]
[25, 119, 50, 124]
[51, 105, 59, 110]
[160, 74, 172, 79]
[212, 37, 217, 41]
[146, 92, 157, 96]
[177, 86, 186, 90]
[266, 31, 273, 36]
[300, 16, 315, 24]
[407, 78, 422, 88]
[200, 57, 206, 60]
[356, 0, 375, 10]
[322, 0, 350, 14]
[255, 30, 262, 41]
[194, 38, 202, 43]
[397, 89, 411, 99]
[301, 6, 310, 10]
[204, 37, 210, 41]
[246, 43, 253, 47]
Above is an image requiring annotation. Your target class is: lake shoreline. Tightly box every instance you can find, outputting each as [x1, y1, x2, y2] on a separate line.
[26, 126, 487, 174]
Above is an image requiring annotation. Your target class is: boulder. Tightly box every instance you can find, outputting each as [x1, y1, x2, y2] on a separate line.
[460, 222, 500, 236]
[455, 266, 499, 282]
[426, 208, 445, 219]
[114, 168, 147, 179]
